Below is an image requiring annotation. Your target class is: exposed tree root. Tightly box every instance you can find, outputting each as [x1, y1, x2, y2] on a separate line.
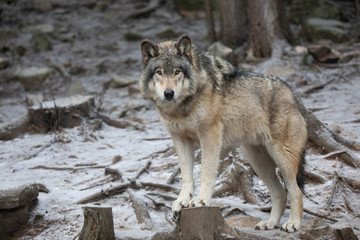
[295, 96, 360, 168]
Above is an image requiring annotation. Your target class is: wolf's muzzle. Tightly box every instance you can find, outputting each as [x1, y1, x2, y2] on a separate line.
[164, 89, 175, 101]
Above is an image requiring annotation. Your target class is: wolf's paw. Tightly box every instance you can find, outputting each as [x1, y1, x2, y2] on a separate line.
[255, 220, 277, 230]
[172, 198, 190, 220]
[189, 198, 210, 208]
[281, 220, 301, 233]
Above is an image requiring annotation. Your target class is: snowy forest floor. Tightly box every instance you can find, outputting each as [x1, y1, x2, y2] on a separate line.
[1, 1, 360, 239]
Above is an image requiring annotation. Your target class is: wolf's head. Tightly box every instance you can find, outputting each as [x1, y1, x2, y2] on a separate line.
[139, 35, 196, 105]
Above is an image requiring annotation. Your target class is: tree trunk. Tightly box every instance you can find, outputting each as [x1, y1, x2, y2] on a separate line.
[247, 0, 291, 58]
[204, 0, 217, 43]
[219, 0, 248, 47]
[79, 207, 115, 240]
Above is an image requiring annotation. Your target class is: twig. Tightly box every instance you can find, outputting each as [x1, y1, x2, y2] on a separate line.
[76, 181, 179, 204]
[138, 146, 173, 161]
[29, 165, 76, 171]
[146, 192, 177, 201]
[79, 176, 113, 191]
[145, 195, 166, 210]
[96, 112, 144, 131]
[164, 210, 175, 226]
[336, 172, 360, 192]
[29, 165, 109, 171]
[134, 161, 151, 179]
[303, 77, 337, 95]
[76, 182, 131, 204]
[213, 183, 232, 197]
[304, 169, 326, 183]
[140, 181, 179, 194]
[142, 137, 172, 141]
[166, 166, 180, 184]
[259, 206, 338, 222]
[343, 195, 355, 214]
[46, 57, 70, 81]
[322, 150, 347, 159]
[326, 177, 339, 208]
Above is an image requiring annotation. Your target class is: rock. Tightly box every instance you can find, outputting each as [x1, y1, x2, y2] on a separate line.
[15, 67, 52, 90]
[208, 42, 233, 59]
[96, 60, 109, 74]
[299, 217, 336, 240]
[226, 216, 261, 229]
[289, 0, 348, 24]
[263, 64, 295, 77]
[0, 57, 11, 70]
[308, 42, 341, 63]
[33, 0, 53, 12]
[25, 93, 44, 106]
[15, 45, 26, 56]
[156, 29, 179, 39]
[295, 46, 308, 54]
[103, 75, 137, 90]
[124, 32, 144, 41]
[303, 18, 350, 43]
[0, 29, 17, 41]
[30, 24, 55, 34]
[332, 220, 359, 240]
[31, 31, 52, 52]
[69, 64, 86, 75]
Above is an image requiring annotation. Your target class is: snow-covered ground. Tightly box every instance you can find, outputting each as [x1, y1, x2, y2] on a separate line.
[1, 1, 360, 239]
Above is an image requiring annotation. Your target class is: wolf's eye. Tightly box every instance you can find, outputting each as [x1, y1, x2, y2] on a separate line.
[174, 69, 181, 75]
[156, 70, 162, 75]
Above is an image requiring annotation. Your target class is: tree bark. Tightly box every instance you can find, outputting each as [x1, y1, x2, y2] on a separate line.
[204, 0, 217, 43]
[219, 0, 248, 46]
[247, 0, 291, 58]
[79, 207, 115, 240]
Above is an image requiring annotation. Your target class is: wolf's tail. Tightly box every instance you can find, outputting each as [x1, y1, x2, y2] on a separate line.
[296, 148, 306, 193]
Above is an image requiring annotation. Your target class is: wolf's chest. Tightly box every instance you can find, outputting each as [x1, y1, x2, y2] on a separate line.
[162, 118, 200, 142]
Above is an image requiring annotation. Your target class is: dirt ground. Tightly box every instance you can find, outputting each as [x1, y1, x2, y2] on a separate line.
[1, 1, 360, 239]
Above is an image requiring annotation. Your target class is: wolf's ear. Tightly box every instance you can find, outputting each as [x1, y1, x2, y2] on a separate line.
[141, 40, 158, 64]
[175, 35, 192, 59]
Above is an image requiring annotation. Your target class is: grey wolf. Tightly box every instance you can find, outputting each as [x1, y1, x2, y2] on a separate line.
[139, 35, 307, 232]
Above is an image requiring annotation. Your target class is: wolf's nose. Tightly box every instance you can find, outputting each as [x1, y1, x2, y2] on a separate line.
[164, 89, 174, 101]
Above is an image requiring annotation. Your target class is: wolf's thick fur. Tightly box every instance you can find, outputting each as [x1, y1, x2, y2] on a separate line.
[139, 35, 307, 232]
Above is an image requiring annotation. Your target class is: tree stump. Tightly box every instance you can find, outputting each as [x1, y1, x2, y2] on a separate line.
[179, 207, 240, 240]
[152, 207, 280, 240]
[0, 184, 39, 238]
[78, 207, 115, 240]
[29, 95, 95, 133]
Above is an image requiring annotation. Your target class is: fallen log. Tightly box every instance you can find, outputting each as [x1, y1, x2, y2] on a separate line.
[127, 189, 152, 229]
[0, 184, 40, 238]
[76, 180, 178, 204]
[0, 184, 39, 209]
[78, 207, 115, 240]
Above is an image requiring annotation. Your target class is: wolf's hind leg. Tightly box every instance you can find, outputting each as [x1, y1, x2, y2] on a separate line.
[266, 143, 303, 233]
[243, 144, 287, 230]
[171, 136, 195, 220]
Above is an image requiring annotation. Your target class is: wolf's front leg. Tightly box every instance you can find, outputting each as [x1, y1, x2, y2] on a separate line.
[191, 125, 222, 207]
[171, 135, 195, 220]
